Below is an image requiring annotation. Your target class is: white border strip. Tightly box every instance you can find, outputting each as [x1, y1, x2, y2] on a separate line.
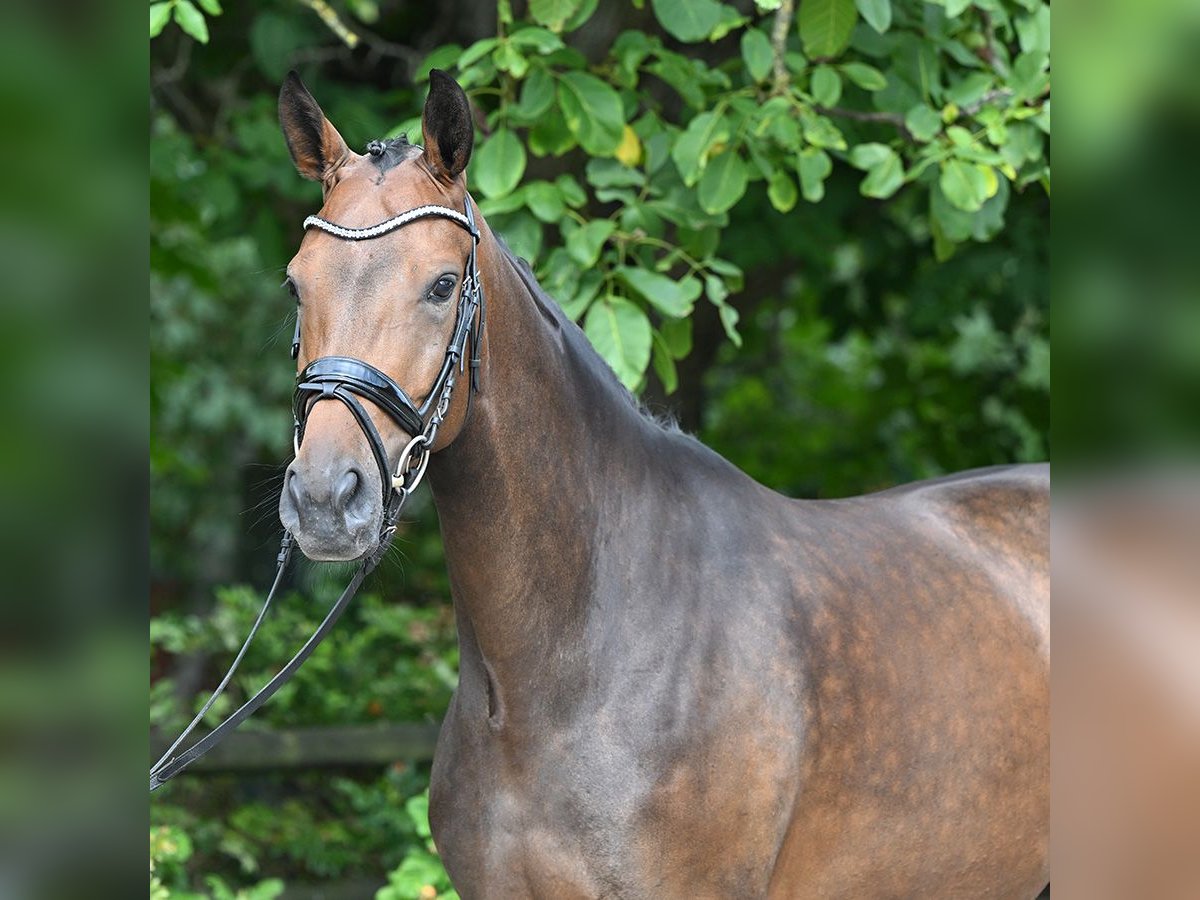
[303, 205, 474, 241]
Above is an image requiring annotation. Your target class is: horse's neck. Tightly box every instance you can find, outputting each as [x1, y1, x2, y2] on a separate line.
[428, 236, 648, 723]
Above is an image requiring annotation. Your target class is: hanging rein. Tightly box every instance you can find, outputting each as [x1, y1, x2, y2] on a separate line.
[150, 198, 485, 791]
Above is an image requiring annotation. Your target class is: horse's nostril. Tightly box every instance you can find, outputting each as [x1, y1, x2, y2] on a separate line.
[286, 469, 305, 507]
[333, 468, 361, 512]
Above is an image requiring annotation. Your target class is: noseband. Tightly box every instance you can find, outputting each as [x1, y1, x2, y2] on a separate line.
[295, 199, 486, 542]
[151, 196, 485, 792]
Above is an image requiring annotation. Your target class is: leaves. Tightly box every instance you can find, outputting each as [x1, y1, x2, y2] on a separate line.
[566, 219, 615, 267]
[584, 296, 653, 389]
[768, 171, 798, 213]
[855, 0, 892, 34]
[473, 129, 527, 198]
[741, 28, 774, 83]
[615, 267, 702, 318]
[904, 104, 942, 141]
[557, 71, 625, 155]
[150, 3, 172, 38]
[797, 148, 833, 202]
[698, 150, 749, 215]
[672, 111, 729, 186]
[529, 0, 581, 32]
[799, 0, 857, 59]
[940, 158, 990, 211]
[151, 0, 1051, 474]
[811, 66, 842, 107]
[860, 153, 904, 198]
[173, 0, 210, 43]
[839, 62, 887, 91]
[651, 0, 724, 42]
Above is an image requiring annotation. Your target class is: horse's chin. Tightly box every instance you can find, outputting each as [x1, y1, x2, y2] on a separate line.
[282, 513, 381, 562]
[289, 528, 374, 564]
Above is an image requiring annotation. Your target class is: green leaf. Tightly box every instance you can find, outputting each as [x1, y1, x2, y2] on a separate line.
[1016, 5, 1051, 56]
[704, 273, 729, 304]
[855, 0, 891, 33]
[858, 149, 904, 198]
[672, 111, 729, 186]
[651, 0, 723, 42]
[529, 0, 582, 32]
[472, 129, 526, 198]
[697, 150, 749, 215]
[945, 72, 993, 108]
[508, 26, 565, 54]
[939, 158, 988, 211]
[839, 62, 887, 91]
[493, 42, 529, 78]
[706, 257, 744, 290]
[796, 147, 833, 202]
[767, 171, 798, 213]
[557, 71, 625, 156]
[848, 142, 892, 169]
[659, 316, 693, 357]
[478, 187, 528, 216]
[615, 267, 702, 318]
[559, 268, 604, 320]
[719, 303, 742, 347]
[799, 0, 857, 59]
[711, 6, 750, 41]
[810, 65, 842, 107]
[150, 3, 172, 38]
[1012, 52, 1050, 102]
[799, 112, 847, 150]
[173, 0, 209, 43]
[565, 219, 615, 267]
[651, 332, 679, 394]
[904, 104, 942, 141]
[458, 37, 498, 68]
[563, 0, 600, 31]
[585, 157, 644, 189]
[584, 296, 652, 389]
[195, 0, 221, 15]
[513, 66, 556, 121]
[555, 174, 587, 207]
[525, 182, 565, 222]
[741, 28, 774, 83]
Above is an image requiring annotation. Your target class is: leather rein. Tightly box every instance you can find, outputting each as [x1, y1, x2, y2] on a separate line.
[150, 197, 484, 792]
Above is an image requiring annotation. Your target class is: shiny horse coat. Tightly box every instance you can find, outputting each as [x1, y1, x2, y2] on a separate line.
[277, 70, 1050, 899]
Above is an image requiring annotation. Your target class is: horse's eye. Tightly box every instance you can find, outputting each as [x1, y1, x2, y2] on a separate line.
[429, 275, 456, 302]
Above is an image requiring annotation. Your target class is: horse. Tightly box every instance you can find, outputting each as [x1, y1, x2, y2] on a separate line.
[276, 69, 1050, 899]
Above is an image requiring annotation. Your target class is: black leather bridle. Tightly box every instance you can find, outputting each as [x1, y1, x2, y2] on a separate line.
[293, 199, 486, 536]
[150, 197, 484, 792]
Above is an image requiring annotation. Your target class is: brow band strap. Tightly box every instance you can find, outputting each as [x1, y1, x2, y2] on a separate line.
[303, 205, 478, 242]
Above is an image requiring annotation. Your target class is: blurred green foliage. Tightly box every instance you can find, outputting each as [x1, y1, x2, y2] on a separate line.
[151, 0, 1048, 895]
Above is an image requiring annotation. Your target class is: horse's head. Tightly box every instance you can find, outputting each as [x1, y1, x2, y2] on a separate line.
[277, 70, 478, 561]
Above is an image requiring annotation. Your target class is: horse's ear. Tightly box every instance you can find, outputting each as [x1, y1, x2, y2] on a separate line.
[421, 69, 474, 183]
[279, 70, 350, 182]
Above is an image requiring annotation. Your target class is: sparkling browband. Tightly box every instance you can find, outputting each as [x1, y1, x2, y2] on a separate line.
[303, 205, 476, 241]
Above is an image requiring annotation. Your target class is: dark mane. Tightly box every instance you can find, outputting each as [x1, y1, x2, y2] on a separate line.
[494, 238, 681, 435]
[366, 135, 419, 174]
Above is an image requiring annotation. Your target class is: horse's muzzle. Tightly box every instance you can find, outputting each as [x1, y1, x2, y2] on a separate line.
[279, 457, 382, 561]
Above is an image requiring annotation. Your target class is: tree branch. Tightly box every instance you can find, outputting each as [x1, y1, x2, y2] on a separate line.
[296, 0, 360, 48]
[819, 105, 912, 139]
[770, 0, 796, 95]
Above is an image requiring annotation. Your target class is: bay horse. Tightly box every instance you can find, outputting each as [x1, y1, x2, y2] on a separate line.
[277, 70, 1049, 899]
